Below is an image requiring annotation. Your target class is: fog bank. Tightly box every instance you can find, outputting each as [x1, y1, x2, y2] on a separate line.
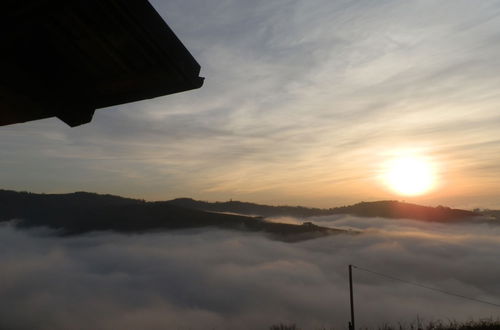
[1, 215, 500, 329]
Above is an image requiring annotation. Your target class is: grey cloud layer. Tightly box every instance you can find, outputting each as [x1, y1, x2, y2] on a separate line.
[1, 217, 500, 330]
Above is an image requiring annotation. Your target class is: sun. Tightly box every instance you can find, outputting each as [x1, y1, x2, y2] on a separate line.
[383, 156, 436, 196]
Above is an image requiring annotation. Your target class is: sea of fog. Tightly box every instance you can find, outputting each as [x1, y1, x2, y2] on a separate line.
[1, 215, 500, 330]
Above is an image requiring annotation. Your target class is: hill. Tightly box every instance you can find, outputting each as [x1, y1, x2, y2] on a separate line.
[0, 190, 346, 241]
[165, 198, 329, 218]
[0, 190, 480, 241]
[477, 208, 500, 221]
[166, 198, 480, 222]
[329, 200, 479, 222]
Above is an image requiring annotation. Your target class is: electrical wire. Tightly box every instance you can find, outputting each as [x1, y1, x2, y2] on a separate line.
[351, 264, 500, 308]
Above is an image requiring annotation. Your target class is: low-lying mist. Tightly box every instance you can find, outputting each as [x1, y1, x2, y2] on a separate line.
[1, 214, 499, 330]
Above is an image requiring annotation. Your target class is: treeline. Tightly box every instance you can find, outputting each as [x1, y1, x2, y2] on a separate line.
[167, 198, 479, 222]
[165, 198, 330, 218]
[330, 201, 479, 222]
[270, 319, 500, 330]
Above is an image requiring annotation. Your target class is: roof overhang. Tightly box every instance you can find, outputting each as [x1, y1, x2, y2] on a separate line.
[0, 0, 204, 127]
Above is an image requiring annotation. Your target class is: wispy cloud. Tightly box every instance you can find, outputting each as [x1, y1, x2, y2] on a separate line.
[2, 1, 500, 206]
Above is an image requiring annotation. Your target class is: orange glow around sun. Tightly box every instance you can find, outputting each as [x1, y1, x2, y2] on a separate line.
[382, 155, 437, 196]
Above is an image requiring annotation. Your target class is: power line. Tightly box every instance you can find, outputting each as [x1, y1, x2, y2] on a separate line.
[351, 264, 500, 308]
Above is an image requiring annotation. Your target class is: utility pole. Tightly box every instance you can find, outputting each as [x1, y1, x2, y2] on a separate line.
[348, 265, 355, 330]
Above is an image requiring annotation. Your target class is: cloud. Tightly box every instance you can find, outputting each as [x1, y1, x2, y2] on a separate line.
[1, 216, 500, 330]
[3, 1, 500, 206]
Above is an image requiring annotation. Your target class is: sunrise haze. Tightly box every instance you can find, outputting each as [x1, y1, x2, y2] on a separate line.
[2, 0, 500, 209]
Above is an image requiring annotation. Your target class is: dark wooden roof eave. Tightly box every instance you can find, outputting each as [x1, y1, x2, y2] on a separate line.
[0, 0, 204, 127]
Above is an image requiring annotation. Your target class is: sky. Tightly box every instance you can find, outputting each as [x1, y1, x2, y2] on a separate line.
[2, 216, 500, 329]
[3, 0, 500, 208]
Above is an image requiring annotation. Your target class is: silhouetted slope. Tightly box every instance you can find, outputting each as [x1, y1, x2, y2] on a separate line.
[478, 209, 500, 220]
[0, 190, 478, 240]
[166, 198, 329, 217]
[0, 190, 344, 241]
[329, 201, 479, 222]
[166, 198, 479, 222]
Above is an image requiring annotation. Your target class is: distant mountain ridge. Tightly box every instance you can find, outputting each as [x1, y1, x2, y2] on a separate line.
[331, 200, 479, 222]
[0, 190, 345, 241]
[164, 198, 329, 218]
[166, 198, 480, 222]
[0, 190, 482, 242]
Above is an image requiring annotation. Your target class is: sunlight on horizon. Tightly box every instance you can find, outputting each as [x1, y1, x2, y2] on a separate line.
[381, 154, 438, 196]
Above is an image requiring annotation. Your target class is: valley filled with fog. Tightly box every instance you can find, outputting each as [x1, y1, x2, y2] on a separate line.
[1, 214, 499, 330]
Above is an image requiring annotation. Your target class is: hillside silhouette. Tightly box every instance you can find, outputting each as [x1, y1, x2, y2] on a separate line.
[167, 198, 480, 222]
[330, 201, 479, 222]
[0, 190, 344, 241]
[166, 198, 329, 217]
[0, 190, 482, 241]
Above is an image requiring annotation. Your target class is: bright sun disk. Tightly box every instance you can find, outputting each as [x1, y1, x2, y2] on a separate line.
[384, 156, 436, 196]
